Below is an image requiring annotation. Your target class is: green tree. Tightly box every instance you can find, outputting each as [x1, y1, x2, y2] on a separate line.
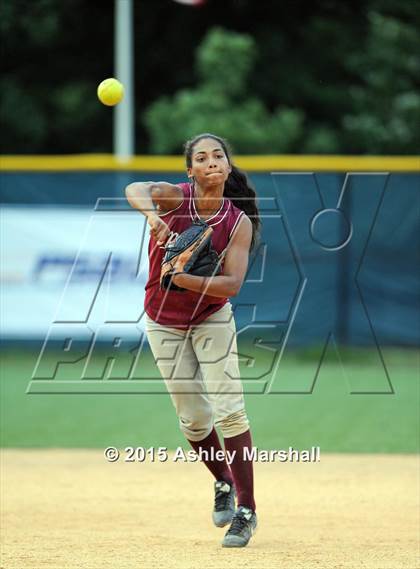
[2, 1, 418, 155]
[342, 11, 420, 153]
[0, 0, 113, 154]
[144, 28, 304, 154]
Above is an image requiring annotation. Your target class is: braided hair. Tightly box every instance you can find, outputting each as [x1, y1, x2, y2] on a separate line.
[184, 133, 261, 251]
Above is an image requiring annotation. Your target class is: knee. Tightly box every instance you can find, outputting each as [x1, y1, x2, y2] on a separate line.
[178, 410, 213, 442]
[216, 408, 249, 438]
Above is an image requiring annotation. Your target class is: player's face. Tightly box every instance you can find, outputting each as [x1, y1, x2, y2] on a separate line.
[188, 138, 232, 188]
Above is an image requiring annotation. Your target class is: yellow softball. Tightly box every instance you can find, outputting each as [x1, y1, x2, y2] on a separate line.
[97, 78, 124, 106]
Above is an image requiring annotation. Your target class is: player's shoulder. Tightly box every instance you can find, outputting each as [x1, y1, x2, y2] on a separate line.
[226, 204, 251, 243]
[147, 181, 185, 196]
[224, 199, 247, 224]
[176, 182, 191, 199]
[225, 197, 245, 217]
[234, 211, 251, 233]
[150, 181, 192, 216]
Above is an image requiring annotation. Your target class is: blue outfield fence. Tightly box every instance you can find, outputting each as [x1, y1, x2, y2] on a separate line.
[0, 162, 419, 347]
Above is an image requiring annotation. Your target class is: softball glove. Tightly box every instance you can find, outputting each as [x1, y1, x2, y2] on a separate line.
[160, 220, 222, 291]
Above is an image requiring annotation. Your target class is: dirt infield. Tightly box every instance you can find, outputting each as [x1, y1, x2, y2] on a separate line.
[1, 450, 418, 569]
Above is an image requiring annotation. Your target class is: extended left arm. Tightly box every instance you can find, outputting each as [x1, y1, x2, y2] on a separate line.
[172, 215, 252, 298]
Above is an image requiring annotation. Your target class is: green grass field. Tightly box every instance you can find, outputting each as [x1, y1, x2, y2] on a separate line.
[1, 346, 418, 452]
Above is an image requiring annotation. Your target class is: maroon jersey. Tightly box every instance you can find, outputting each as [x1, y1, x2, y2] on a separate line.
[145, 182, 245, 329]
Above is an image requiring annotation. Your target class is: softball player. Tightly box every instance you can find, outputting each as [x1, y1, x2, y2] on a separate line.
[126, 133, 261, 547]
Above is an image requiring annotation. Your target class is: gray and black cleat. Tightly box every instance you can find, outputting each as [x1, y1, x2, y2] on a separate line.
[212, 481, 236, 528]
[222, 506, 257, 547]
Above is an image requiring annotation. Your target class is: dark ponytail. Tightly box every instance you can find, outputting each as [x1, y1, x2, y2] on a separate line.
[184, 133, 261, 251]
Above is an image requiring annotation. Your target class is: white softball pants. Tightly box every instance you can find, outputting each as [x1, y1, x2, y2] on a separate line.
[145, 302, 249, 441]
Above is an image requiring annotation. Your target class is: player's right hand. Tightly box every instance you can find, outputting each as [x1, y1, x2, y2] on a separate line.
[147, 213, 170, 246]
